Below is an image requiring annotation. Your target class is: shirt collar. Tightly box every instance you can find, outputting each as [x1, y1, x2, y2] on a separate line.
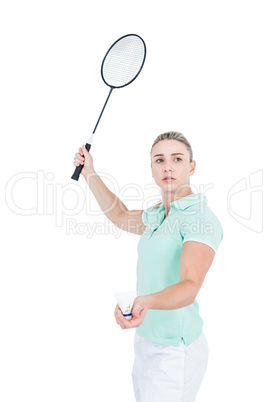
[157, 192, 207, 211]
[144, 193, 208, 236]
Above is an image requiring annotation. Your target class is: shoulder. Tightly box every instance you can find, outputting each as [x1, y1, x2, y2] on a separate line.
[181, 199, 222, 228]
[179, 199, 223, 253]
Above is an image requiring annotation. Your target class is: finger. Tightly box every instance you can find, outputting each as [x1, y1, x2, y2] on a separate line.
[114, 307, 123, 325]
[115, 309, 122, 321]
[114, 305, 133, 329]
[73, 160, 84, 167]
[115, 308, 124, 322]
[121, 316, 132, 328]
[73, 161, 83, 167]
[74, 156, 84, 165]
[119, 320, 129, 329]
[82, 144, 90, 155]
[75, 152, 84, 161]
[73, 158, 84, 166]
[115, 312, 129, 328]
[115, 304, 122, 315]
[126, 320, 139, 329]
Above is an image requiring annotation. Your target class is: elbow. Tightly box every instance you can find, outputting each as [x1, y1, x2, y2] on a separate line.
[188, 280, 200, 305]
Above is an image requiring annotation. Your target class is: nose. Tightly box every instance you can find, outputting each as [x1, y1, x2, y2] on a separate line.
[163, 164, 173, 172]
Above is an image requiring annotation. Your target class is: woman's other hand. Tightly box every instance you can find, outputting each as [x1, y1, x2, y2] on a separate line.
[114, 296, 149, 329]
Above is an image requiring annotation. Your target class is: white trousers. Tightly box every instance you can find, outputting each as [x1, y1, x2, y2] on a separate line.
[132, 331, 209, 402]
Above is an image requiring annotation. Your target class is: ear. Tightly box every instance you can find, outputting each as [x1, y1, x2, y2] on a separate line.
[189, 160, 196, 176]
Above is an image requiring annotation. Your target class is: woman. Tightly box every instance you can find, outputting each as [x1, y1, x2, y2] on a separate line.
[73, 131, 223, 402]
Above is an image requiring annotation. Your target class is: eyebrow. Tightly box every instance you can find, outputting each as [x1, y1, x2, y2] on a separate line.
[153, 153, 184, 158]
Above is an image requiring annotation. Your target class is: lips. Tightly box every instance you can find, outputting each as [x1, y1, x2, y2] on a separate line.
[162, 176, 176, 181]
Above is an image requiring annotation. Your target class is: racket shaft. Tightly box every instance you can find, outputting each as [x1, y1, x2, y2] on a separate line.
[71, 88, 113, 181]
[92, 87, 113, 134]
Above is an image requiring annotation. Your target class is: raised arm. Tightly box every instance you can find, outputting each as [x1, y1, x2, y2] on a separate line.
[73, 144, 146, 235]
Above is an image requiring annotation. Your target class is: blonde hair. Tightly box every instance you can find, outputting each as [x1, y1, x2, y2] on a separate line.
[151, 131, 193, 162]
[150, 131, 193, 210]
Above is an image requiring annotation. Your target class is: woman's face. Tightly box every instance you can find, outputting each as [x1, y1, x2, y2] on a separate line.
[151, 139, 196, 197]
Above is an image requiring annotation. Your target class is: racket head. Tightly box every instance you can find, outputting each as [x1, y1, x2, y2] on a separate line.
[101, 33, 146, 89]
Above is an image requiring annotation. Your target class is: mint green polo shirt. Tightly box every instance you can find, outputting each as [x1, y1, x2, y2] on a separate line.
[135, 192, 223, 346]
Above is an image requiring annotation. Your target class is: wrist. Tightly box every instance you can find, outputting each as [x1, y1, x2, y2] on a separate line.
[83, 170, 97, 183]
[145, 294, 155, 310]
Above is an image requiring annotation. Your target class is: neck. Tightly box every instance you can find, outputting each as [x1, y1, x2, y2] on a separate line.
[161, 187, 194, 217]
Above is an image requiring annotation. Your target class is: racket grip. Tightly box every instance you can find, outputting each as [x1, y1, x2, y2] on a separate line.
[71, 143, 92, 181]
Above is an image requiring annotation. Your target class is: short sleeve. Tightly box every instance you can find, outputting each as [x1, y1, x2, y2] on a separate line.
[142, 209, 148, 225]
[180, 207, 223, 253]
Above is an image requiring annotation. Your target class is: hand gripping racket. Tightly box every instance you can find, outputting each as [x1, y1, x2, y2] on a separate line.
[71, 33, 146, 181]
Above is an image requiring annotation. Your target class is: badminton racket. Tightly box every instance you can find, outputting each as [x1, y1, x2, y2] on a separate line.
[71, 33, 146, 181]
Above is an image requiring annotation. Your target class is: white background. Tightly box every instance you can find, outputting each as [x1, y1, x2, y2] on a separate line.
[1, 0, 267, 401]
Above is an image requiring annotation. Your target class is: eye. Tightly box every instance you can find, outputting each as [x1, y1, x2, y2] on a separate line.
[155, 158, 182, 163]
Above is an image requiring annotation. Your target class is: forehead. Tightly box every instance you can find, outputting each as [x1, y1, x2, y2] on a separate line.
[152, 139, 187, 155]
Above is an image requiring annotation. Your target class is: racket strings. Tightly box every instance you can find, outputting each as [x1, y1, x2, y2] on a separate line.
[102, 36, 145, 87]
